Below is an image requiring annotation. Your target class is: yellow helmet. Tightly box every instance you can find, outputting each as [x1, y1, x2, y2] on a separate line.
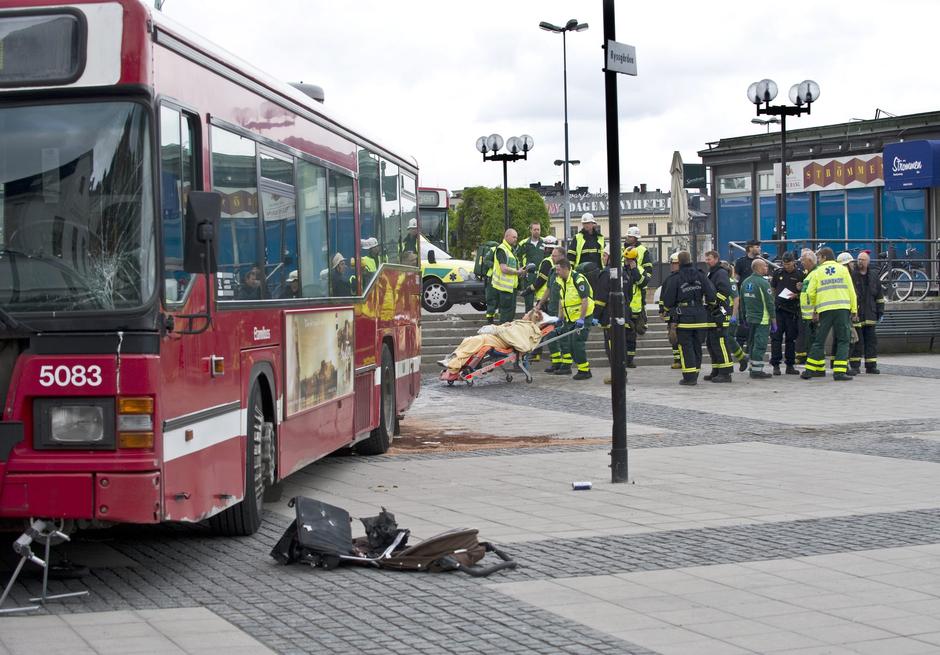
[624, 246, 638, 260]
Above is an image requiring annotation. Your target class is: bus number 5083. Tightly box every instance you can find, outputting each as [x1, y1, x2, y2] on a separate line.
[38, 365, 103, 388]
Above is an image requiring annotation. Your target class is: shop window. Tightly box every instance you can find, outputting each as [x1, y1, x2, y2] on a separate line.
[719, 174, 751, 195]
[815, 191, 846, 249]
[785, 193, 811, 242]
[717, 196, 753, 255]
[759, 196, 776, 241]
[882, 189, 926, 255]
[846, 188, 875, 253]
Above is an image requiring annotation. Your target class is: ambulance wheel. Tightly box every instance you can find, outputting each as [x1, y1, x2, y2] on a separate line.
[525, 377, 533, 384]
[356, 344, 395, 455]
[422, 279, 452, 312]
[470, 301, 487, 311]
[505, 374, 513, 383]
[209, 384, 266, 536]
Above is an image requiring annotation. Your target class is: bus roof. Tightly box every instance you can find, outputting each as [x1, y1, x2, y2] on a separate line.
[148, 6, 418, 174]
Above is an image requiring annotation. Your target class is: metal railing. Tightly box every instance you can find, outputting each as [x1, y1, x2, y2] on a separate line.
[728, 238, 940, 302]
[638, 232, 714, 287]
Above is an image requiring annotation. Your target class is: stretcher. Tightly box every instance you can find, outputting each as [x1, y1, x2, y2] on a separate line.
[438, 323, 583, 386]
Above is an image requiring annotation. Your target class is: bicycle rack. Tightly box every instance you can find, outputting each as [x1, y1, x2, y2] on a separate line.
[0, 518, 89, 615]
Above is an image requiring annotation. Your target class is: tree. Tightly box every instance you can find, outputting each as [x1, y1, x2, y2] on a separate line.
[452, 187, 550, 259]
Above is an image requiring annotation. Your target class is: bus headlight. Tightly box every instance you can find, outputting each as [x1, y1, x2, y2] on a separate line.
[34, 398, 115, 449]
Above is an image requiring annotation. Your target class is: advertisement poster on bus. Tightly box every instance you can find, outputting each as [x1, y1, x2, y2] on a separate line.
[285, 309, 354, 415]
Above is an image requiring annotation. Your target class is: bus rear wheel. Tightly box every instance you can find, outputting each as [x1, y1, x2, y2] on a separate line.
[356, 344, 395, 455]
[209, 384, 270, 536]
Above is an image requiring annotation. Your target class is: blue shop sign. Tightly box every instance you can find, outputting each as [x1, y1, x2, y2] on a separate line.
[884, 140, 940, 190]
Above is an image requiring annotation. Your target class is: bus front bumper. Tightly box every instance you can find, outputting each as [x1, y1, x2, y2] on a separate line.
[0, 470, 161, 523]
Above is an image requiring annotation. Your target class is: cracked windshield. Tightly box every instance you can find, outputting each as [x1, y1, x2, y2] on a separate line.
[0, 102, 154, 312]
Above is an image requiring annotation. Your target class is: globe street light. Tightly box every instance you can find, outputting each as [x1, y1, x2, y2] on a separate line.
[475, 133, 535, 230]
[747, 78, 821, 245]
[540, 18, 588, 244]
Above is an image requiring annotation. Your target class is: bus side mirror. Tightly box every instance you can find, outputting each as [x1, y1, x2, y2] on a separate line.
[427, 251, 437, 265]
[184, 191, 222, 274]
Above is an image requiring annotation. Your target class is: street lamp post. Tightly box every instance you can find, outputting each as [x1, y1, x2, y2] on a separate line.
[540, 18, 588, 245]
[747, 79, 821, 246]
[475, 134, 535, 231]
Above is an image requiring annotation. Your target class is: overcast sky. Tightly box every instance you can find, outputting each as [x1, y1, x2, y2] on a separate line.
[163, 0, 939, 196]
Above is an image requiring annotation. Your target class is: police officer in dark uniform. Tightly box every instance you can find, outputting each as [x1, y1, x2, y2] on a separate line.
[661, 251, 717, 386]
[770, 251, 805, 375]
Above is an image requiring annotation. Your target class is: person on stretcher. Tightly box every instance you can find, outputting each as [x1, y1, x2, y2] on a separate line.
[438, 310, 559, 373]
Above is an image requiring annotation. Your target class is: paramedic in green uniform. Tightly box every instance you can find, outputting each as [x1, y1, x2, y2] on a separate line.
[741, 258, 776, 379]
[551, 258, 595, 380]
[490, 228, 525, 324]
[517, 222, 545, 313]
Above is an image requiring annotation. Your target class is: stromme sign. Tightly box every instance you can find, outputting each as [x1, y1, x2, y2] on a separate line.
[884, 140, 940, 191]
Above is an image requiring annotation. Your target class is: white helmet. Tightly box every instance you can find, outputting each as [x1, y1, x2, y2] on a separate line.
[407, 218, 418, 229]
[580, 212, 596, 225]
[626, 226, 641, 239]
[836, 252, 854, 264]
[360, 237, 379, 250]
[542, 235, 559, 247]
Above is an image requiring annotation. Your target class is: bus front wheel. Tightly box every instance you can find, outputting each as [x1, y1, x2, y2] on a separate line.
[209, 384, 269, 536]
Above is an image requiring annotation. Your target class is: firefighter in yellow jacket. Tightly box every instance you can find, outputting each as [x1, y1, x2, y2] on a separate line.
[801, 247, 858, 381]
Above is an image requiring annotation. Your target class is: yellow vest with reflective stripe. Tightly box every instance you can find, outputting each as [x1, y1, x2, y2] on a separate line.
[806, 261, 857, 314]
[800, 266, 818, 319]
[573, 232, 605, 266]
[362, 255, 378, 273]
[490, 241, 518, 293]
[535, 256, 553, 300]
[558, 271, 595, 321]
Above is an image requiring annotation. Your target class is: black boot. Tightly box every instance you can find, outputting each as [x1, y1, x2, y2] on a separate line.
[772, 365, 781, 376]
[703, 370, 715, 381]
[712, 372, 733, 383]
[626, 355, 637, 369]
[679, 372, 698, 386]
[785, 365, 798, 375]
[545, 363, 559, 373]
[738, 356, 749, 372]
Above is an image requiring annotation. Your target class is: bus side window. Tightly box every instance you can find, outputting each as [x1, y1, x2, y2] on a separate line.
[400, 172, 417, 265]
[357, 149, 381, 291]
[380, 159, 399, 264]
[211, 126, 261, 301]
[160, 105, 199, 304]
[328, 171, 355, 297]
[297, 159, 329, 299]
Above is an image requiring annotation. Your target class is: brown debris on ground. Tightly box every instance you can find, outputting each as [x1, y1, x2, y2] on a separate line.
[390, 424, 607, 454]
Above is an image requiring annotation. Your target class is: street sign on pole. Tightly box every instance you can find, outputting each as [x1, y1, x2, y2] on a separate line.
[606, 40, 637, 76]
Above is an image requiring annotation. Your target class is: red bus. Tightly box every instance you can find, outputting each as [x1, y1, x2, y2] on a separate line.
[0, 0, 422, 535]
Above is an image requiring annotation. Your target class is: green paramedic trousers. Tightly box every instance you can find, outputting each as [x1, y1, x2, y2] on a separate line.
[557, 322, 591, 372]
[497, 290, 516, 324]
[747, 324, 770, 371]
[806, 309, 851, 374]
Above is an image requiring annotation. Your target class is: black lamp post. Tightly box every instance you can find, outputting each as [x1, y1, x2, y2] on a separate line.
[475, 134, 534, 230]
[539, 18, 588, 245]
[747, 78, 821, 245]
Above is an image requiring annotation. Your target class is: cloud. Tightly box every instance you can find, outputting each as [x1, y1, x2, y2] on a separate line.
[161, 0, 940, 194]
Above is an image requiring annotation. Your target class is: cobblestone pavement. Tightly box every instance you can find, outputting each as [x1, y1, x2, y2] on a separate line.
[4, 357, 940, 654]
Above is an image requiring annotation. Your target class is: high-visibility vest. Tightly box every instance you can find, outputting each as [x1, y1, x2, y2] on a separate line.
[489, 241, 518, 293]
[806, 261, 858, 314]
[362, 255, 378, 273]
[800, 267, 818, 319]
[630, 284, 643, 313]
[572, 232, 605, 267]
[535, 256, 554, 300]
[558, 271, 595, 322]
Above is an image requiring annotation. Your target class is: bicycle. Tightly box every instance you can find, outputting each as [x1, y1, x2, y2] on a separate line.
[875, 245, 931, 302]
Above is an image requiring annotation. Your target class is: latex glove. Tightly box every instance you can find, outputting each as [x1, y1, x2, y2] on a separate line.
[592, 318, 600, 326]
[575, 318, 585, 329]
[729, 316, 738, 326]
[771, 320, 778, 333]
